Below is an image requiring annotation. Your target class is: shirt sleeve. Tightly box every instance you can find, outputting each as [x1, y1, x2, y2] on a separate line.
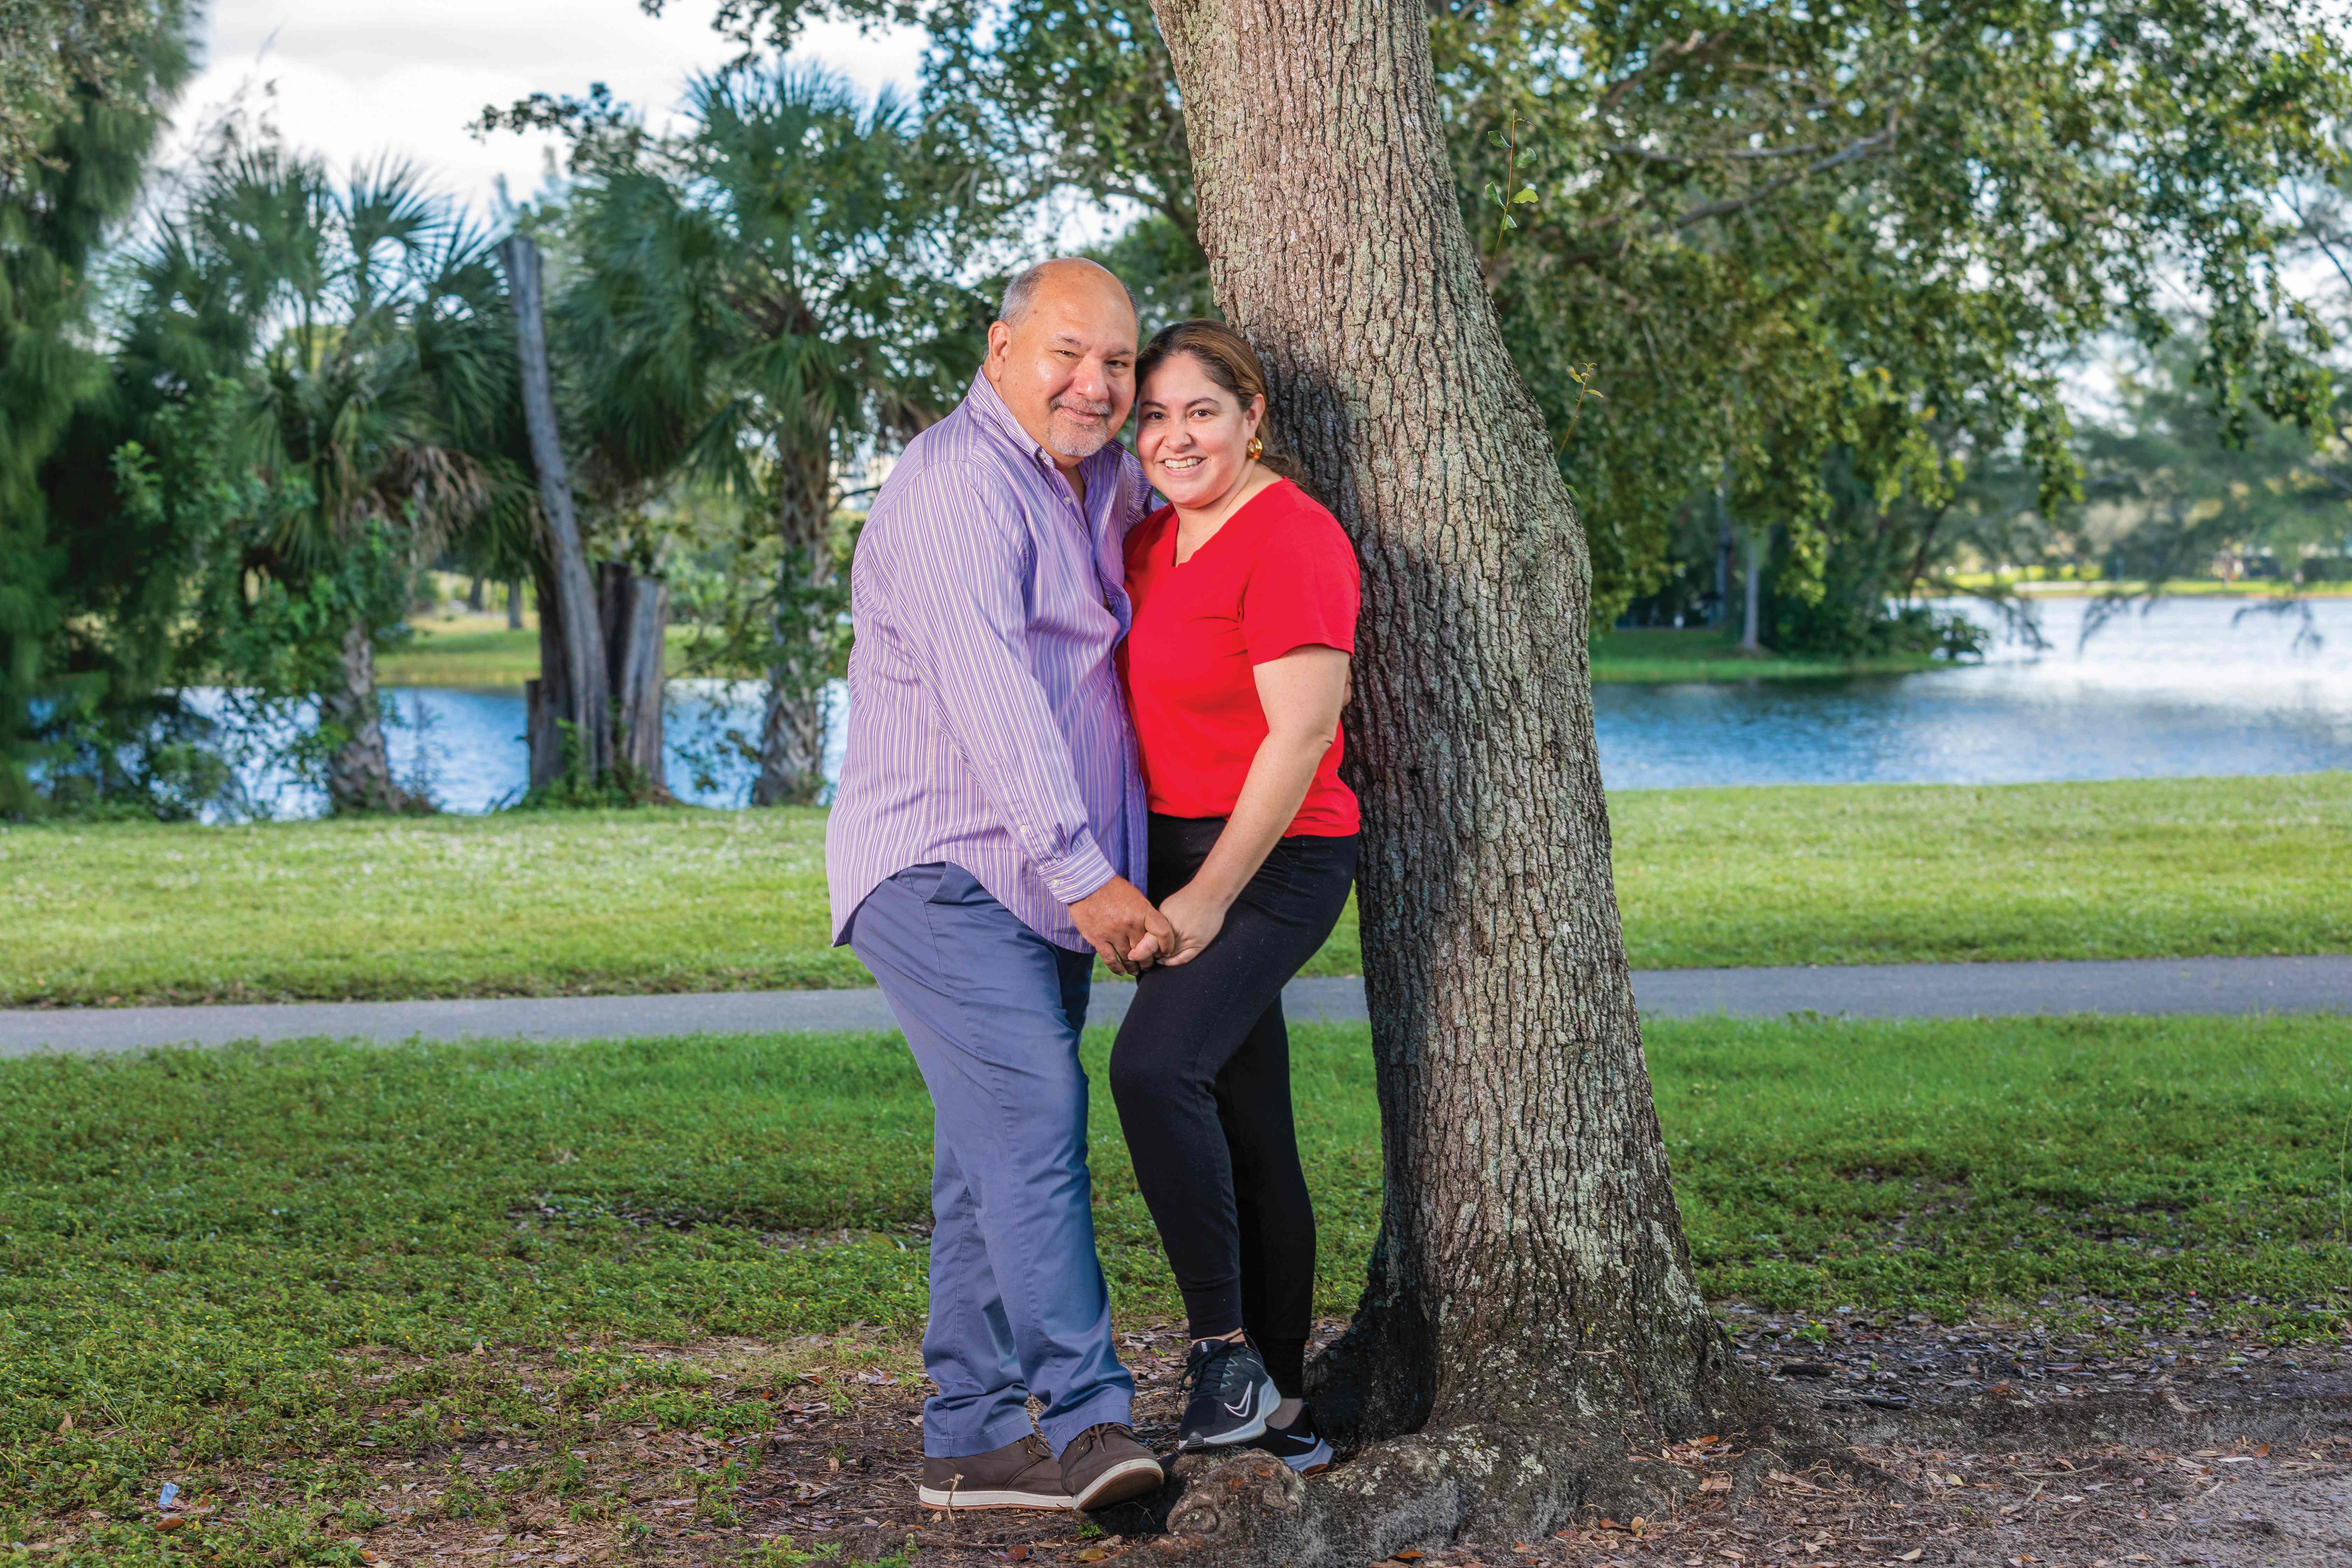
[1240, 505, 1360, 664]
[861, 462, 1118, 905]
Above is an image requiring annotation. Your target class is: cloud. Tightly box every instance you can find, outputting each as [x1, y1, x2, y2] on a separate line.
[171, 1, 926, 214]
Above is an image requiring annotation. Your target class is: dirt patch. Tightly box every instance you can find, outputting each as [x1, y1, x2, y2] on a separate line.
[25, 1316, 2350, 1567]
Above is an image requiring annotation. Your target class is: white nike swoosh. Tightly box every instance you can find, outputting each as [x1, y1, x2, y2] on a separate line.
[1222, 1394, 1254, 1417]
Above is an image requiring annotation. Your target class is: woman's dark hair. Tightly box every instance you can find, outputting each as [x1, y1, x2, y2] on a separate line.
[1134, 319, 1312, 491]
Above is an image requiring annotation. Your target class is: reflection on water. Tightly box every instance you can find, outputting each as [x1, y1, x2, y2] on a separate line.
[201, 681, 846, 818]
[1593, 596, 2352, 790]
[215, 594, 2348, 816]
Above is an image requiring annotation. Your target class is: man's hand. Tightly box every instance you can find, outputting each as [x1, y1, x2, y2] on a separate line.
[1069, 877, 1175, 976]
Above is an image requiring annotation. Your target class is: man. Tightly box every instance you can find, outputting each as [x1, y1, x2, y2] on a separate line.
[827, 258, 1174, 1512]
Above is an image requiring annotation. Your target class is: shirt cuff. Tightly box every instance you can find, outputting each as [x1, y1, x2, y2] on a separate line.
[1037, 832, 1118, 906]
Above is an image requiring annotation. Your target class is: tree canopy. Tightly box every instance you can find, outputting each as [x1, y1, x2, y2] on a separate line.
[656, 0, 2352, 636]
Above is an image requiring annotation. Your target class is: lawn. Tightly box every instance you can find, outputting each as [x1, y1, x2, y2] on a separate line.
[2, 1014, 2346, 1557]
[375, 620, 725, 688]
[4, 773, 2346, 1006]
[1588, 626, 1948, 682]
[378, 617, 1962, 690]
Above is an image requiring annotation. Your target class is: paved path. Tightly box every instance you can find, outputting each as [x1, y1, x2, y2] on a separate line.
[1, 955, 2343, 1057]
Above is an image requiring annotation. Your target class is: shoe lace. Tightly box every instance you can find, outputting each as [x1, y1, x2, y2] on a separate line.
[1176, 1340, 1238, 1404]
[1068, 1422, 1132, 1460]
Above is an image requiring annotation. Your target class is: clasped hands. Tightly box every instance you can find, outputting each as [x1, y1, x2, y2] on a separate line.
[1068, 876, 1228, 975]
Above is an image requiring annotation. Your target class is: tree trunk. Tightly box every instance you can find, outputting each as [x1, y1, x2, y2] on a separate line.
[1149, 0, 1761, 1555]
[1740, 526, 1768, 654]
[499, 233, 611, 789]
[322, 621, 408, 814]
[752, 453, 836, 807]
[466, 574, 486, 614]
[526, 558, 569, 789]
[506, 577, 525, 631]
[598, 560, 671, 795]
[1713, 483, 1735, 629]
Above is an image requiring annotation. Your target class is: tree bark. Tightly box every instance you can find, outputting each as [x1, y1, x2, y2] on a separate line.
[1713, 483, 1735, 629]
[499, 233, 611, 789]
[598, 560, 671, 794]
[466, 574, 486, 614]
[1740, 525, 1768, 654]
[321, 621, 408, 814]
[1149, 0, 1760, 1554]
[525, 559, 569, 788]
[752, 450, 837, 807]
[506, 577, 525, 631]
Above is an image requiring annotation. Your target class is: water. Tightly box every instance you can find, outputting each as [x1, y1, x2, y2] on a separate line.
[208, 595, 2349, 816]
[193, 681, 847, 818]
[1592, 595, 2352, 790]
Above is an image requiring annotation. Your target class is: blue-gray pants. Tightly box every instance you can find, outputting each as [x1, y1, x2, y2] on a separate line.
[847, 862, 1135, 1458]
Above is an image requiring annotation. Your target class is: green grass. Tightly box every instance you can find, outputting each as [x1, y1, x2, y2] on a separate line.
[2, 1015, 2346, 1545]
[1589, 626, 1948, 682]
[375, 619, 732, 687]
[5, 774, 2346, 1006]
[1612, 772, 2352, 968]
[375, 621, 540, 686]
[383, 619, 1960, 689]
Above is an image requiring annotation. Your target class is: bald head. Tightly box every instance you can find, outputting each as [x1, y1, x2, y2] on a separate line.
[999, 257, 1137, 329]
[985, 258, 1140, 473]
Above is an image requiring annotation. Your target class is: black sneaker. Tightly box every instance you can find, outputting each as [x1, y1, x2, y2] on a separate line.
[1176, 1336, 1280, 1450]
[1250, 1402, 1332, 1474]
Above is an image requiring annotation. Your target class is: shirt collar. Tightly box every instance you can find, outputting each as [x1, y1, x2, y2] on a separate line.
[965, 368, 1127, 492]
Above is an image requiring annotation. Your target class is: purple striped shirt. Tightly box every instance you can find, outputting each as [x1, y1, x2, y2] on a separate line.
[827, 371, 1153, 952]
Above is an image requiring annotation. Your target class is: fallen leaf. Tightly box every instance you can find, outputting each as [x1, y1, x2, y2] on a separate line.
[1393, 1554, 1426, 1563]
[1895, 1552, 1923, 1563]
[1075, 1552, 1110, 1565]
[1699, 1474, 1732, 1494]
[153, 1517, 189, 1534]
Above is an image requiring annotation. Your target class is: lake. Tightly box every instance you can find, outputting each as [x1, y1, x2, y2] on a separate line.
[215, 594, 2352, 815]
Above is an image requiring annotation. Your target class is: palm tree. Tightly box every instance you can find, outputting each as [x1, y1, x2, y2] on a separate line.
[129, 146, 530, 811]
[557, 63, 987, 805]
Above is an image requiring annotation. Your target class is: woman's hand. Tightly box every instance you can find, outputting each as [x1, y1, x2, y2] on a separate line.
[1150, 881, 1232, 967]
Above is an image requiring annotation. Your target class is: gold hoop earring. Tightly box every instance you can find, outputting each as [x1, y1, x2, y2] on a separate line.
[1247, 435, 1264, 461]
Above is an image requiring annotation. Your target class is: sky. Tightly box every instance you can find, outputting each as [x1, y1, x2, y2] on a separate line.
[172, 1, 930, 215]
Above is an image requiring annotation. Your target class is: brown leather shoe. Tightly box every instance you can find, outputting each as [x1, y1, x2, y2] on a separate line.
[1059, 1422, 1164, 1511]
[917, 1433, 1072, 1510]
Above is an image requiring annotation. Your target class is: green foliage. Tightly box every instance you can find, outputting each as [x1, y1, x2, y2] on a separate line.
[80, 140, 537, 813]
[485, 61, 996, 803]
[0, 1015, 2343, 1531]
[3, 774, 2345, 1005]
[0, 2, 188, 816]
[0, 1, 176, 183]
[2078, 335, 2352, 589]
[656, 0, 2352, 636]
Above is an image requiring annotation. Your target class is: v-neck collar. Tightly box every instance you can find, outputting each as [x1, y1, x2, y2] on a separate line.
[1170, 477, 1290, 568]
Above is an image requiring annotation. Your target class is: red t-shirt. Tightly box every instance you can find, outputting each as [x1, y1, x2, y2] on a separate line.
[1120, 479, 1360, 835]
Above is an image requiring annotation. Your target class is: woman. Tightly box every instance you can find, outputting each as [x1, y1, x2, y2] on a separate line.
[1108, 320, 1359, 1475]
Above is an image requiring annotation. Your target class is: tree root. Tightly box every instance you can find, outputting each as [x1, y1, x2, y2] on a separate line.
[1140, 1395, 1853, 1568]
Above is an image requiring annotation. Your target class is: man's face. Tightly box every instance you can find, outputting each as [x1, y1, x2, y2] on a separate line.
[983, 266, 1138, 467]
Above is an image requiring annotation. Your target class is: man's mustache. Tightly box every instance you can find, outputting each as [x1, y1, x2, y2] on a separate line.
[1051, 396, 1114, 419]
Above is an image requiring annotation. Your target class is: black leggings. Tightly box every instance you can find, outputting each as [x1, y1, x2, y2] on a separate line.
[1107, 814, 1358, 1398]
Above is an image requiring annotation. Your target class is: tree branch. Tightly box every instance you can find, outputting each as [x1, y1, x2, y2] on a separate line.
[1603, 140, 1847, 165]
[1664, 120, 1899, 232]
[1596, 30, 1713, 114]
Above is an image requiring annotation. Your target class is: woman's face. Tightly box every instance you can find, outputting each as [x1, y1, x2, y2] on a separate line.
[1134, 351, 1264, 509]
